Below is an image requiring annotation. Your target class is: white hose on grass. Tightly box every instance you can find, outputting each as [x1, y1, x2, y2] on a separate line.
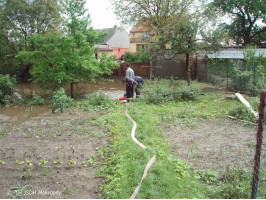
[235, 93, 258, 118]
[125, 103, 156, 199]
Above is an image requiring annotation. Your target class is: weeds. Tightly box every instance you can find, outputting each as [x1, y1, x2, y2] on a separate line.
[0, 129, 7, 136]
[100, 84, 261, 199]
[207, 168, 252, 198]
[142, 79, 201, 104]
[76, 91, 114, 111]
[39, 158, 48, 165]
[229, 105, 257, 123]
[67, 159, 76, 168]
[53, 159, 63, 164]
[14, 160, 25, 165]
[41, 168, 48, 176]
[28, 95, 45, 105]
[52, 88, 72, 113]
[9, 183, 29, 198]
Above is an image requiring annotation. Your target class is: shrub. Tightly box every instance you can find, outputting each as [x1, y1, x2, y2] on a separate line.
[0, 74, 17, 105]
[208, 168, 251, 199]
[231, 68, 253, 91]
[28, 95, 45, 105]
[174, 84, 201, 101]
[142, 79, 174, 104]
[228, 105, 257, 123]
[124, 50, 149, 63]
[51, 88, 72, 113]
[75, 91, 114, 111]
[142, 79, 201, 104]
[85, 91, 114, 109]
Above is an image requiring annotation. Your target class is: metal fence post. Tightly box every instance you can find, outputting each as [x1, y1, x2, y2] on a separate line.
[253, 62, 256, 95]
[227, 64, 229, 89]
[251, 90, 266, 199]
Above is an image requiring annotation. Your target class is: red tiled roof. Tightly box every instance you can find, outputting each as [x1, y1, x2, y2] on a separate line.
[130, 22, 150, 33]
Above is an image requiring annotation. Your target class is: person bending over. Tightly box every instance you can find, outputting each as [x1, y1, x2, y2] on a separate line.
[134, 76, 144, 98]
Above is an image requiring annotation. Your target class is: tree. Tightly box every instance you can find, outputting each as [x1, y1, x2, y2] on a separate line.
[210, 0, 266, 46]
[0, 0, 63, 79]
[156, 6, 224, 85]
[112, 0, 223, 84]
[18, 0, 119, 98]
[112, 0, 192, 36]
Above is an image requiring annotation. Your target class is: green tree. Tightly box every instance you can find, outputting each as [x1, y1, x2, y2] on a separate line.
[112, 0, 223, 85]
[210, 0, 266, 46]
[112, 0, 192, 31]
[18, 0, 119, 98]
[157, 9, 223, 85]
[0, 0, 63, 79]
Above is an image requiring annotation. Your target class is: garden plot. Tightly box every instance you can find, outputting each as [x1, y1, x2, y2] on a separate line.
[163, 119, 258, 172]
[0, 109, 108, 199]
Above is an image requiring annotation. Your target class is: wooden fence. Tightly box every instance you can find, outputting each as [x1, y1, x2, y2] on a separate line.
[111, 62, 150, 77]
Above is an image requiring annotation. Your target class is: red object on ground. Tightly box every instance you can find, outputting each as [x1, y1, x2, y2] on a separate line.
[119, 97, 128, 101]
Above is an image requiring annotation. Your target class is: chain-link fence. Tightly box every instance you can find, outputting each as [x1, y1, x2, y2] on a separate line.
[198, 59, 265, 95]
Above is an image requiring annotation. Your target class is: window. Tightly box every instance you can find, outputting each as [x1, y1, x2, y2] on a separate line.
[142, 32, 150, 41]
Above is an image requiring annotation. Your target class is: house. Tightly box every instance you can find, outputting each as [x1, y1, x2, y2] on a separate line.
[129, 21, 153, 53]
[94, 44, 114, 60]
[95, 25, 129, 60]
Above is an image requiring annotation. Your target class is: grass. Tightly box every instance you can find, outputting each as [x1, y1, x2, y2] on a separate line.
[2, 79, 264, 198]
[99, 103, 207, 198]
[97, 80, 264, 199]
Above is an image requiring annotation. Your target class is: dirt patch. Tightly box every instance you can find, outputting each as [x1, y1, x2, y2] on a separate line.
[163, 119, 259, 172]
[0, 108, 109, 199]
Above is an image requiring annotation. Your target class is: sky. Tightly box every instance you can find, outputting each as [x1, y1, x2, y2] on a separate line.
[85, 0, 129, 31]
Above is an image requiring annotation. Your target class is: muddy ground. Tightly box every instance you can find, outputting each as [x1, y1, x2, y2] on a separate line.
[163, 119, 261, 172]
[0, 106, 108, 199]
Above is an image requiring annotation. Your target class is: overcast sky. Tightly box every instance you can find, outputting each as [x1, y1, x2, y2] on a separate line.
[85, 0, 129, 31]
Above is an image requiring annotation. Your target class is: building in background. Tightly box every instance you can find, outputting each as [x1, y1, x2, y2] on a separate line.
[95, 25, 129, 60]
[129, 22, 151, 53]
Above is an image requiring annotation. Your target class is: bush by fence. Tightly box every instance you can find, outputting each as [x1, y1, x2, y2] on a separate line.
[201, 58, 265, 95]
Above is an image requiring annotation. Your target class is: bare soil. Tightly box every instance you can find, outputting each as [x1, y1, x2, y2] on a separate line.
[0, 107, 108, 199]
[163, 119, 259, 172]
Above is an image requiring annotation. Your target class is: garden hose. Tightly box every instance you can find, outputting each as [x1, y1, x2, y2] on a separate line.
[125, 103, 156, 199]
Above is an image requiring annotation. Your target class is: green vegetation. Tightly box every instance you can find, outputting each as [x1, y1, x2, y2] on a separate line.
[207, 48, 266, 94]
[99, 104, 206, 198]
[210, 0, 266, 45]
[75, 91, 114, 111]
[0, 0, 63, 79]
[0, 74, 16, 105]
[17, 0, 119, 98]
[142, 79, 201, 104]
[28, 95, 45, 105]
[0, 78, 264, 198]
[39, 158, 48, 165]
[93, 79, 262, 199]
[52, 88, 73, 113]
[124, 50, 150, 63]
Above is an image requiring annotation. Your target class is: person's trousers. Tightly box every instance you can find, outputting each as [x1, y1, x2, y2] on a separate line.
[135, 83, 143, 96]
[126, 81, 134, 98]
